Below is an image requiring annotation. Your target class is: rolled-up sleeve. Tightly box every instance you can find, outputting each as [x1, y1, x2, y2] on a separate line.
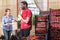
[11, 16, 15, 20]
[7, 16, 15, 25]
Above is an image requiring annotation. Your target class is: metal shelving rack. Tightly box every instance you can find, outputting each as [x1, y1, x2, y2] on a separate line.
[35, 11, 49, 40]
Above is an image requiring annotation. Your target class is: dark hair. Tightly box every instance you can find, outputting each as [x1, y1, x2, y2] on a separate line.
[4, 8, 11, 15]
[5, 8, 10, 12]
[21, 1, 28, 7]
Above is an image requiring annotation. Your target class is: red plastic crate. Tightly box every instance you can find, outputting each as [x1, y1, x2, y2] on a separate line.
[51, 23, 60, 30]
[57, 24, 60, 30]
[51, 11, 57, 16]
[51, 9, 60, 16]
[36, 28, 47, 34]
[51, 23, 58, 29]
[51, 16, 59, 22]
[36, 16, 48, 21]
[37, 22, 47, 28]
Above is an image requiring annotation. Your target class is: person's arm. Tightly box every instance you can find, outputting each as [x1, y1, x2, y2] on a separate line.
[6, 16, 16, 25]
[2, 17, 9, 26]
[22, 10, 32, 23]
[22, 17, 30, 23]
[11, 16, 17, 22]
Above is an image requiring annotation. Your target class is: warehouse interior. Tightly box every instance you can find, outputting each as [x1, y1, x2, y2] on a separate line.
[0, 0, 60, 40]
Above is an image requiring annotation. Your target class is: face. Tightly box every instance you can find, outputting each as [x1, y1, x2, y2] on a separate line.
[6, 10, 11, 16]
[21, 3, 26, 10]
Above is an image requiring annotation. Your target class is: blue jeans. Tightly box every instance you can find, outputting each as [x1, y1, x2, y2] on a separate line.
[3, 30, 12, 40]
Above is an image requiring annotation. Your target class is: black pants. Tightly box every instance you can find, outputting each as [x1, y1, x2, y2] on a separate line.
[20, 27, 32, 37]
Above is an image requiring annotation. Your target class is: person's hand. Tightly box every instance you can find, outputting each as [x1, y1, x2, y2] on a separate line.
[5, 24, 9, 26]
[16, 28, 20, 35]
[12, 20, 16, 22]
[16, 29, 20, 34]
[17, 28, 20, 32]
[17, 28, 20, 31]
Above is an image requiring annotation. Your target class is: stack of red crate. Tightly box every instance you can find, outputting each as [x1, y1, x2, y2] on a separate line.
[50, 9, 60, 40]
[50, 9, 60, 30]
[35, 16, 48, 34]
[35, 15, 48, 40]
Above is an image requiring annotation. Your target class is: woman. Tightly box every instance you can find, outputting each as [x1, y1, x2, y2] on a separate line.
[2, 8, 15, 40]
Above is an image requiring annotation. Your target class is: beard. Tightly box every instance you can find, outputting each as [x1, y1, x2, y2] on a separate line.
[21, 7, 25, 10]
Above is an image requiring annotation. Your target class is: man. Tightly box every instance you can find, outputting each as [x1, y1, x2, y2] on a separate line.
[18, 1, 32, 40]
